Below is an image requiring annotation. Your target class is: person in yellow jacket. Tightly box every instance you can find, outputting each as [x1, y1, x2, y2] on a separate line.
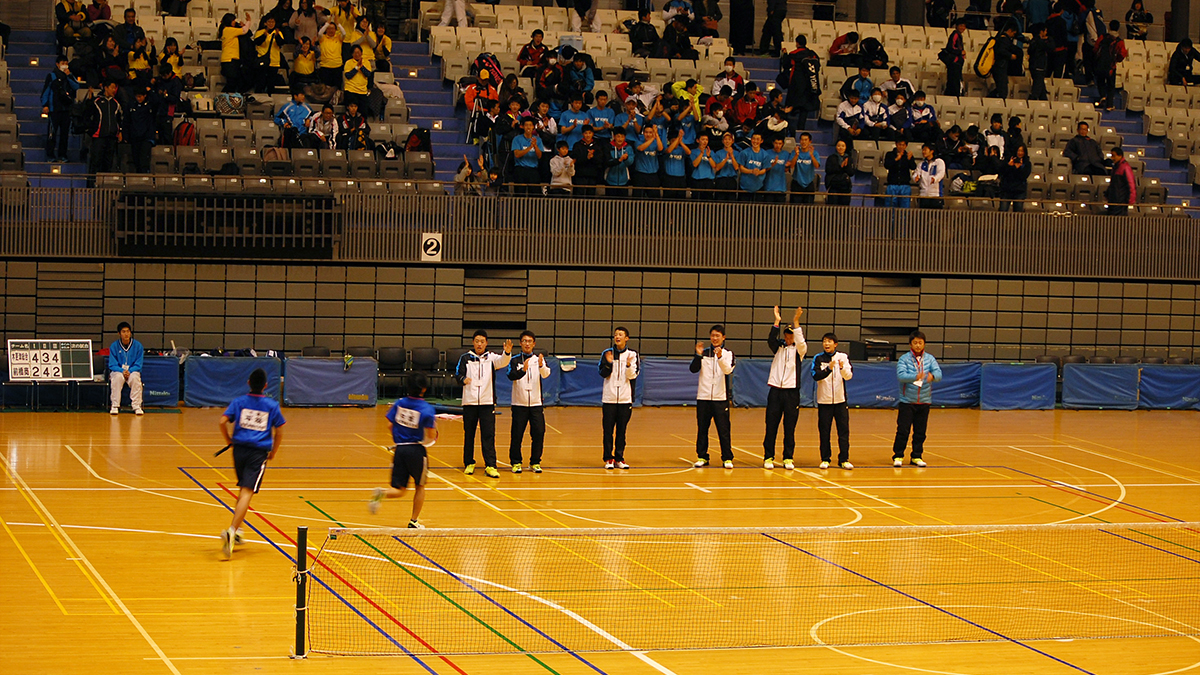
[316, 20, 346, 89]
[219, 11, 253, 92]
[671, 78, 704, 122]
[342, 44, 373, 112]
[344, 15, 376, 65]
[291, 36, 318, 85]
[372, 23, 392, 72]
[160, 37, 184, 78]
[252, 15, 285, 92]
[330, 0, 359, 36]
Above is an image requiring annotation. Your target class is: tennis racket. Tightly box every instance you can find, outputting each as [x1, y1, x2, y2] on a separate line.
[214, 444, 232, 457]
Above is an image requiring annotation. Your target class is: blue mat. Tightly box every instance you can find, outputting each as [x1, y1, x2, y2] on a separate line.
[729, 358, 815, 407]
[496, 356, 562, 407]
[184, 357, 282, 407]
[933, 362, 982, 408]
[283, 357, 377, 407]
[641, 358, 701, 406]
[845, 362, 900, 408]
[1061, 364, 1140, 410]
[1138, 365, 1200, 410]
[980, 363, 1057, 410]
[139, 356, 180, 407]
[557, 359, 642, 406]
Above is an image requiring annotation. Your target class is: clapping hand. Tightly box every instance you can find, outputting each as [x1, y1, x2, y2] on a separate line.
[696, 342, 705, 356]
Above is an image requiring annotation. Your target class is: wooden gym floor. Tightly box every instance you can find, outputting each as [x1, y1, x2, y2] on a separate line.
[2, 405, 1199, 675]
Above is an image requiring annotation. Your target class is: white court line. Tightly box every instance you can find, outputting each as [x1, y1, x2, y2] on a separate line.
[0, 451, 182, 675]
[7, 481, 1200, 492]
[1007, 445, 1128, 524]
[684, 482, 712, 494]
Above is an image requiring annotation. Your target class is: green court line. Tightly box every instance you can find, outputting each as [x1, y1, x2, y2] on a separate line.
[303, 499, 561, 675]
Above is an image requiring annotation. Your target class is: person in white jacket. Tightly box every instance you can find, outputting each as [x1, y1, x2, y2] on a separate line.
[507, 330, 552, 474]
[453, 330, 512, 478]
[549, 140, 575, 196]
[810, 333, 853, 470]
[691, 324, 737, 469]
[763, 305, 806, 470]
[599, 326, 639, 469]
[913, 142, 946, 209]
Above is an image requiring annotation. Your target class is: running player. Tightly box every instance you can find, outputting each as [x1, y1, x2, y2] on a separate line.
[368, 373, 437, 528]
[763, 305, 806, 470]
[507, 330, 551, 474]
[218, 368, 285, 559]
[692, 324, 736, 469]
[454, 330, 512, 478]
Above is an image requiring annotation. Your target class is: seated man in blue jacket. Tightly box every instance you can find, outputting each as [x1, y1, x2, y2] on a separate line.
[893, 330, 942, 467]
[109, 321, 145, 415]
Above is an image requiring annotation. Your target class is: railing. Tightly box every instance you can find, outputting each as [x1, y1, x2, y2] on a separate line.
[2, 181, 1199, 281]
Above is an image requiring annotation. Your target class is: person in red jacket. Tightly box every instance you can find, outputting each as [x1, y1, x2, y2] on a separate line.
[731, 82, 765, 126]
[1107, 147, 1137, 216]
[1092, 19, 1127, 110]
[517, 30, 548, 73]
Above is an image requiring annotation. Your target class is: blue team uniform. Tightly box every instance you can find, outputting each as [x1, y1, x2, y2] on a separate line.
[223, 393, 286, 492]
[385, 396, 436, 488]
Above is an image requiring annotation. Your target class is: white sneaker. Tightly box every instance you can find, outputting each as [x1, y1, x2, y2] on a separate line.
[408, 519, 425, 529]
[367, 487, 384, 514]
[221, 528, 234, 559]
[693, 459, 709, 467]
[893, 458, 903, 467]
[110, 406, 119, 415]
[783, 459, 795, 470]
[134, 408, 144, 416]
[840, 461, 854, 470]
[819, 461, 830, 469]
[605, 460, 615, 470]
[615, 461, 630, 469]
[723, 460, 733, 469]
[764, 459, 774, 469]
[912, 458, 927, 468]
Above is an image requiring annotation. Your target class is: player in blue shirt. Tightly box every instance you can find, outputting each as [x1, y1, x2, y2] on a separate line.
[632, 124, 663, 198]
[689, 133, 717, 199]
[558, 95, 590, 151]
[218, 368, 285, 559]
[661, 126, 689, 198]
[510, 118, 545, 196]
[108, 321, 145, 415]
[368, 373, 438, 528]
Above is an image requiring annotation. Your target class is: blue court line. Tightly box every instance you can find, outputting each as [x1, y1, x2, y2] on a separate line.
[392, 536, 610, 675]
[177, 467, 437, 673]
[762, 533, 1097, 675]
[1101, 530, 1200, 565]
[1002, 465, 1186, 523]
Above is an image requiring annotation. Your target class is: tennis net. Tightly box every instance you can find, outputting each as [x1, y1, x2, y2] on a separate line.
[304, 522, 1200, 656]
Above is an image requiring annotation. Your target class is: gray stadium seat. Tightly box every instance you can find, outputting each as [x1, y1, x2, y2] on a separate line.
[406, 152, 434, 180]
[233, 146, 262, 175]
[291, 148, 321, 177]
[151, 145, 176, 173]
[320, 149, 349, 178]
[348, 150, 377, 178]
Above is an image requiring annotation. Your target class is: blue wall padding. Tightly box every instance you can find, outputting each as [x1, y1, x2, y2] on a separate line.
[283, 357, 377, 407]
[1062, 363, 1140, 410]
[980, 363, 1057, 410]
[933, 362, 982, 408]
[1137, 365, 1200, 410]
[184, 357, 282, 407]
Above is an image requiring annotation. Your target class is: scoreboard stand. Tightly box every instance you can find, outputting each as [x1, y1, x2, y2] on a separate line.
[4, 340, 96, 411]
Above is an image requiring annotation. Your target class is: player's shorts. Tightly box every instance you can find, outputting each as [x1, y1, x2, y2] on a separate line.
[390, 443, 428, 489]
[233, 444, 270, 493]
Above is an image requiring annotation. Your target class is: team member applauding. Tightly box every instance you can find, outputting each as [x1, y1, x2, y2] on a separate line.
[507, 331, 552, 474]
[692, 325, 736, 469]
[454, 330, 512, 478]
[600, 327, 639, 469]
[811, 333, 853, 470]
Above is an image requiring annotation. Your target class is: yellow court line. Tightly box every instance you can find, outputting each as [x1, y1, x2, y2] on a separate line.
[0, 514, 69, 615]
[1041, 435, 1200, 485]
[165, 432, 232, 481]
[356, 433, 680, 608]
[543, 421, 563, 435]
[0, 455, 120, 614]
[0, 451, 182, 675]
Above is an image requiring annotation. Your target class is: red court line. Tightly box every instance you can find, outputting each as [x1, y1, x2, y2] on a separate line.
[216, 482, 468, 675]
[1031, 480, 1200, 532]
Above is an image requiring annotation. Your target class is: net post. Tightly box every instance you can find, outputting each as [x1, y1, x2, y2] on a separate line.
[291, 526, 308, 660]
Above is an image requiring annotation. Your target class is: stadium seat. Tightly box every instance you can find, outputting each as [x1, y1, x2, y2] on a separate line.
[183, 174, 214, 192]
[379, 154, 405, 179]
[348, 150, 378, 178]
[292, 148, 320, 177]
[272, 177, 302, 193]
[153, 174, 183, 190]
[204, 146, 235, 173]
[253, 119, 281, 148]
[213, 176, 242, 193]
[244, 177, 273, 193]
[384, 98, 409, 124]
[176, 146, 204, 173]
[321, 149, 349, 178]
[151, 146, 177, 174]
[263, 148, 292, 176]
[233, 146, 262, 175]
[406, 152, 434, 180]
[1139, 181, 1166, 204]
[376, 347, 408, 397]
[225, 119, 253, 146]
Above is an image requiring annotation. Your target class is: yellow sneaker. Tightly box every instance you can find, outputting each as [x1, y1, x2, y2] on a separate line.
[531, 464, 542, 473]
[512, 463, 522, 474]
[484, 466, 500, 478]
[464, 463, 475, 475]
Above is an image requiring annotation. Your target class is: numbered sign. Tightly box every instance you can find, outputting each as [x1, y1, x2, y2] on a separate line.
[421, 232, 443, 262]
[7, 339, 94, 382]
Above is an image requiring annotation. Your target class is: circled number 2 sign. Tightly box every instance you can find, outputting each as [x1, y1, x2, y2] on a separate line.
[421, 232, 443, 262]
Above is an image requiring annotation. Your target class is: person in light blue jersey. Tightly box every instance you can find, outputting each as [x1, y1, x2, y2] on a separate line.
[218, 368, 285, 558]
[368, 373, 438, 527]
[587, 90, 616, 140]
[689, 133, 717, 200]
[108, 321, 145, 415]
[557, 94, 590, 151]
[762, 136, 791, 202]
[660, 125, 689, 198]
[789, 132, 820, 203]
[632, 124, 663, 198]
[737, 131, 769, 201]
[712, 131, 740, 197]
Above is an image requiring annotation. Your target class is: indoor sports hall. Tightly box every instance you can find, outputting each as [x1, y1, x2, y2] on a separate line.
[6, 0, 1200, 672]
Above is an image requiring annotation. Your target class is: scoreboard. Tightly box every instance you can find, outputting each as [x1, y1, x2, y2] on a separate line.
[7, 340, 95, 382]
